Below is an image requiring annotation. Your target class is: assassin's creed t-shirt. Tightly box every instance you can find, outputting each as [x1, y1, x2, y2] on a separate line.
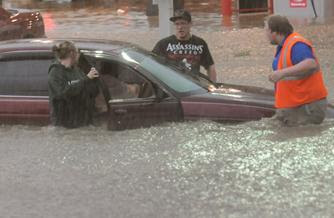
[152, 35, 214, 74]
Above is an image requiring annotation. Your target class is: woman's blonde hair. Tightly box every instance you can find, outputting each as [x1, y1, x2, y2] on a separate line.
[52, 41, 77, 60]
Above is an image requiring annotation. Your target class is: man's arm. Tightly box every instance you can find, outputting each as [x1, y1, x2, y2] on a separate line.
[152, 40, 162, 55]
[269, 58, 318, 83]
[269, 42, 317, 83]
[200, 39, 216, 82]
[207, 64, 217, 82]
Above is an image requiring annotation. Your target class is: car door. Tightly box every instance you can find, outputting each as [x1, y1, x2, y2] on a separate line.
[95, 59, 182, 130]
[0, 52, 52, 124]
[108, 95, 182, 130]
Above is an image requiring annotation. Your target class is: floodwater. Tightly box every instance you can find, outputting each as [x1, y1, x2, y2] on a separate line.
[2, 1, 334, 217]
[1, 120, 334, 217]
[8, 0, 269, 33]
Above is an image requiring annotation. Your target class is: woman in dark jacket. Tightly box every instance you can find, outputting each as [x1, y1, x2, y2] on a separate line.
[48, 41, 99, 128]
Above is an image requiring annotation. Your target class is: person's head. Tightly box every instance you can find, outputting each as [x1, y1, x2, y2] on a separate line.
[170, 9, 192, 40]
[52, 41, 80, 67]
[264, 15, 294, 45]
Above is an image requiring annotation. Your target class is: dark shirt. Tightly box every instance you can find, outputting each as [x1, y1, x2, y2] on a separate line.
[152, 35, 214, 74]
[48, 61, 99, 128]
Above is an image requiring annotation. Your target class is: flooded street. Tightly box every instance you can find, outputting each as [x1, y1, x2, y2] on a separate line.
[1, 120, 334, 217]
[1, 1, 334, 217]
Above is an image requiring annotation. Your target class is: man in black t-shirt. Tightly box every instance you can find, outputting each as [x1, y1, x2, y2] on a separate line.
[152, 10, 217, 82]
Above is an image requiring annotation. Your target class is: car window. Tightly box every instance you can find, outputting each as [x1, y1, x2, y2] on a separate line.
[100, 61, 145, 99]
[0, 59, 52, 96]
[84, 55, 155, 112]
[121, 50, 205, 94]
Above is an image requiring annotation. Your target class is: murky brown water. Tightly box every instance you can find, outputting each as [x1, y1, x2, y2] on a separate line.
[1, 1, 334, 217]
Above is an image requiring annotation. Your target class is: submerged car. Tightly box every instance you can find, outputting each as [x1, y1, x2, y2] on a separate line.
[0, 7, 45, 41]
[0, 38, 278, 130]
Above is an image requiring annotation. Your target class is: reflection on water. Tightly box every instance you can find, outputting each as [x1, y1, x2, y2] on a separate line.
[7, 0, 269, 32]
[1, 119, 334, 217]
[7, 0, 334, 33]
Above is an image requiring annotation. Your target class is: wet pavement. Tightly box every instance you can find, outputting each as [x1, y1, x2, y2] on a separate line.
[1, 1, 334, 217]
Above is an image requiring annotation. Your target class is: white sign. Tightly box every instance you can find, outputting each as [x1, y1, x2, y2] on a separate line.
[290, 0, 307, 8]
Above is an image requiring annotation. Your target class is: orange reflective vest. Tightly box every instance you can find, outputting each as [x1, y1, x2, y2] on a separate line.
[275, 32, 327, 108]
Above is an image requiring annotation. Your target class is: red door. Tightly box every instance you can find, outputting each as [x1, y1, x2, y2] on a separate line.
[0, 54, 52, 125]
[0, 96, 49, 125]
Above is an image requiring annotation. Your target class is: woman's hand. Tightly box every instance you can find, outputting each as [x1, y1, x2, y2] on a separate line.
[87, 67, 99, 79]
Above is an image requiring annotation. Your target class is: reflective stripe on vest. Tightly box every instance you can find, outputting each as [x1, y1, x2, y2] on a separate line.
[275, 32, 327, 108]
[281, 35, 305, 80]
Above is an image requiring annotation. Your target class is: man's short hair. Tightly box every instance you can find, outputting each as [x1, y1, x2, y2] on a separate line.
[170, 9, 192, 23]
[265, 15, 294, 36]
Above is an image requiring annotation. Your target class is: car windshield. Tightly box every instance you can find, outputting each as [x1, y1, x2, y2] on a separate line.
[120, 49, 216, 94]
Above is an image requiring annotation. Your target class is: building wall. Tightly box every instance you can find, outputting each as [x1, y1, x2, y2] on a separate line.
[323, 0, 334, 17]
[274, 0, 334, 18]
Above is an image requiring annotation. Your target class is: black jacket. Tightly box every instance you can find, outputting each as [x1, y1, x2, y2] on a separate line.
[48, 61, 99, 128]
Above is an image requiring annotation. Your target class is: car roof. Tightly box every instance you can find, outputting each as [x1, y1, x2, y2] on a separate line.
[0, 38, 139, 54]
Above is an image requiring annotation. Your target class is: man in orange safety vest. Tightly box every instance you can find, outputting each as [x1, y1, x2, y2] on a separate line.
[265, 15, 328, 126]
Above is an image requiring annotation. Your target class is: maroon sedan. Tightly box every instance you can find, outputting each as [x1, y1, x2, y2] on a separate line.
[0, 38, 277, 130]
[0, 7, 45, 41]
